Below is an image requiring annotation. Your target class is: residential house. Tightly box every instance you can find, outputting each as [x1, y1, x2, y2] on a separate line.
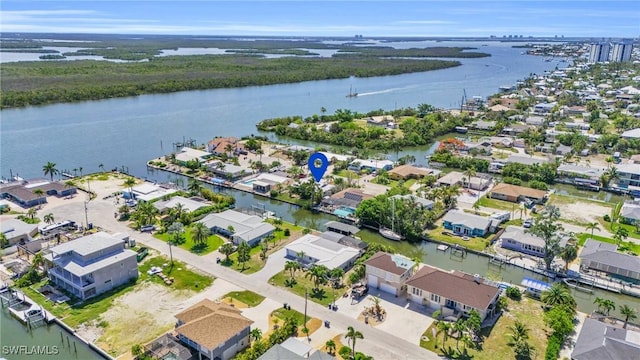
[472, 120, 496, 130]
[391, 194, 434, 210]
[207, 137, 239, 156]
[388, 165, 438, 180]
[580, 239, 640, 281]
[501, 124, 530, 136]
[620, 201, 640, 223]
[436, 171, 490, 191]
[144, 334, 193, 360]
[525, 116, 546, 126]
[124, 182, 177, 202]
[174, 147, 212, 165]
[364, 252, 415, 296]
[564, 122, 590, 131]
[616, 163, 640, 188]
[571, 318, 640, 360]
[490, 183, 547, 204]
[533, 102, 556, 114]
[499, 226, 568, 257]
[564, 105, 587, 115]
[320, 188, 373, 218]
[348, 159, 394, 172]
[153, 196, 208, 214]
[318, 151, 353, 163]
[367, 115, 395, 128]
[258, 343, 335, 360]
[557, 164, 606, 182]
[325, 221, 360, 237]
[207, 162, 251, 181]
[319, 231, 368, 253]
[198, 210, 275, 247]
[505, 154, 550, 166]
[406, 265, 501, 321]
[46, 232, 138, 300]
[621, 128, 640, 140]
[175, 299, 253, 360]
[0, 218, 38, 247]
[0, 180, 77, 208]
[555, 144, 573, 156]
[442, 210, 494, 237]
[285, 234, 360, 271]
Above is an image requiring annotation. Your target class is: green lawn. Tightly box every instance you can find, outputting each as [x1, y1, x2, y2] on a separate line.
[138, 256, 213, 291]
[269, 270, 342, 307]
[271, 307, 307, 326]
[420, 297, 548, 360]
[274, 192, 306, 206]
[576, 233, 640, 255]
[476, 196, 517, 211]
[223, 290, 265, 307]
[548, 193, 615, 208]
[425, 225, 493, 252]
[154, 226, 224, 254]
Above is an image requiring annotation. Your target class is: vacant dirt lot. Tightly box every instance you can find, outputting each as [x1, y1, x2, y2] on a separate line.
[550, 196, 611, 225]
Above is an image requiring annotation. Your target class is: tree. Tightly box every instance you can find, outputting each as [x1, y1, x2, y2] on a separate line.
[370, 296, 384, 320]
[131, 344, 144, 358]
[250, 328, 262, 342]
[584, 222, 600, 238]
[613, 226, 629, 245]
[285, 260, 300, 279]
[167, 222, 185, 245]
[453, 319, 466, 349]
[190, 222, 210, 246]
[43, 213, 55, 225]
[437, 321, 452, 348]
[602, 299, 616, 316]
[27, 207, 37, 220]
[465, 309, 482, 338]
[124, 177, 136, 198]
[219, 242, 235, 263]
[463, 166, 476, 189]
[32, 189, 45, 205]
[619, 305, 638, 329]
[325, 339, 336, 355]
[345, 326, 364, 360]
[99, 163, 105, 173]
[237, 241, 251, 271]
[529, 205, 564, 271]
[559, 244, 578, 272]
[541, 283, 576, 311]
[42, 161, 58, 181]
[472, 202, 480, 214]
[187, 178, 202, 195]
[0, 233, 8, 248]
[507, 320, 530, 348]
[305, 264, 328, 290]
[593, 297, 605, 314]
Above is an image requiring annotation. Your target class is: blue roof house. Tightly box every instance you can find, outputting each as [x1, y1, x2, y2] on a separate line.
[442, 210, 493, 237]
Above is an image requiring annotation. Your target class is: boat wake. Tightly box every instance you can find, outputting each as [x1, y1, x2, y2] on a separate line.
[357, 85, 416, 97]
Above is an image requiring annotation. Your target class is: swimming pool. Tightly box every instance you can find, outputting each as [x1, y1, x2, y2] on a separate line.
[243, 179, 256, 186]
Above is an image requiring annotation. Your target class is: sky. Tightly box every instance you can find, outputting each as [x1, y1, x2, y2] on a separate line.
[1, 1, 639, 38]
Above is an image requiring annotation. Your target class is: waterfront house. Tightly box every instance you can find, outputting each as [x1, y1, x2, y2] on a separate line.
[319, 231, 368, 253]
[46, 232, 138, 300]
[318, 151, 353, 163]
[0, 218, 38, 247]
[364, 252, 415, 296]
[320, 188, 373, 219]
[620, 201, 640, 223]
[616, 163, 640, 188]
[325, 221, 359, 237]
[175, 147, 212, 165]
[505, 154, 550, 166]
[471, 120, 496, 130]
[207, 137, 239, 156]
[285, 234, 360, 271]
[499, 226, 568, 257]
[572, 318, 640, 360]
[0, 180, 76, 208]
[124, 182, 177, 202]
[442, 210, 494, 237]
[490, 183, 547, 204]
[258, 342, 334, 360]
[366, 115, 395, 127]
[198, 210, 275, 247]
[406, 265, 500, 321]
[153, 196, 208, 214]
[144, 334, 193, 360]
[348, 159, 394, 172]
[175, 299, 253, 360]
[207, 161, 251, 181]
[557, 164, 606, 182]
[391, 194, 434, 210]
[501, 124, 530, 136]
[388, 164, 438, 180]
[579, 239, 640, 281]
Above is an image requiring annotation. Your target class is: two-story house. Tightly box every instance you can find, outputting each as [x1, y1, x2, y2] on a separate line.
[364, 252, 415, 296]
[46, 232, 138, 300]
[175, 299, 253, 360]
[405, 265, 501, 321]
[616, 164, 640, 188]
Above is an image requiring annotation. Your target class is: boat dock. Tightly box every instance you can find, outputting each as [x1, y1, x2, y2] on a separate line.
[1, 286, 55, 327]
[436, 244, 449, 252]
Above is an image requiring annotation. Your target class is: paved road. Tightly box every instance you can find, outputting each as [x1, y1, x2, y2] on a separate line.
[47, 197, 440, 360]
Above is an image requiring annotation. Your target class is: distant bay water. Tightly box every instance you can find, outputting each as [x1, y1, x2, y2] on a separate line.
[0, 41, 561, 180]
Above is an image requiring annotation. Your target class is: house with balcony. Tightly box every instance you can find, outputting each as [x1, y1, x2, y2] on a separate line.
[46, 232, 138, 300]
[616, 163, 640, 188]
[175, 299, 253, 360]
[364, 252, 415, 296]
[406, 265, 501, 321]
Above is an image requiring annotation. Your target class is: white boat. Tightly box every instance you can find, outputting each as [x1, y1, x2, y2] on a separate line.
[379, 197, 404, 241]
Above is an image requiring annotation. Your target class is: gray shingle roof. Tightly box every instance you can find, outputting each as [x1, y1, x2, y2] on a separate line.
[572, 318, 640, 360]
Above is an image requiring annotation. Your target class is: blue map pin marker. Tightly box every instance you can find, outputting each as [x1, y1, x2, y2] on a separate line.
[308, 152, 329, 182]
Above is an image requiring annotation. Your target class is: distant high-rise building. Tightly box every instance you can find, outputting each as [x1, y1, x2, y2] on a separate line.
[588, 42, 611, 63]
[611, 41, 633, 62]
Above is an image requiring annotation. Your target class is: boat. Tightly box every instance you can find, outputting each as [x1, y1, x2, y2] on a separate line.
[346, 85, 358, 98]
[379, 198, 404, 241]
[563, 278, 594, 294]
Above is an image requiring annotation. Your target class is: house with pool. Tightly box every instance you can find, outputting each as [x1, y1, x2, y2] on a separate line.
[442, 210, 496, 237]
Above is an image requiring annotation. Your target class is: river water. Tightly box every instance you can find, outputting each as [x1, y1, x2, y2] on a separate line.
[1, 40, 638, 354]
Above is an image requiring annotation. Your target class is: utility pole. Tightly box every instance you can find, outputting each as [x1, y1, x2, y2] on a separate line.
[304, 288, 309, 340]
[83, 200, 89, 231]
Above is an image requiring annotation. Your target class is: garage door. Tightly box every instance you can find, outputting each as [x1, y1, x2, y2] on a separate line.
[380, 282, 396, 295]
[367, 274, 378, 288]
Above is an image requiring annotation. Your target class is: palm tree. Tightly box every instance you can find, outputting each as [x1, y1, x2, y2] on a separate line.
[370, 296, 384, 320]
[219, 242, 235, 262]
[32, 189, 46, 205]
[190, 223, 210, 246]
[593, 297, 605, 314]
[325, 339, 336, 355]
[78, 166, 83, 177]
[249, 328, 262, 342]
[541, 283, 576, 310]
[27, 207, 37, 220]
[619, 305, 638, 329]
[437, 321, 452, 348]
[305, 264, 328, 290]
[602, 299, 616, 316]
[463, 166, 476, 190]
[224, 143, 234, 157]
[285, 260, 300, 279]
[507, 321, 530, 345]
[43, 213, 55, 225]
[99, 163, 105, 173]
[42, 161, 58, 181]
[296, 250, 306, 264]
[187, 178, 202, 195]
[345, 326, 364, 360]
[613, 226, 629, 245]
[124, 177, 136, 198]
[472, 202, 481, 214]
[585, 222, 600, 238]
[256, 148, 264, 162]
[172, 203, 185, 221]
[453, 319, 466, 349]
[559, 244, 578, 272]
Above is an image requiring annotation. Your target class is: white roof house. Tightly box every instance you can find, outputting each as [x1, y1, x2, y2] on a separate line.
[285, 234, 360, 270]
[129, 183, 178, 202]
[621, 128, 640, 139]
[318, 151, 353, 163]
[198, 210, 275, 246]
[0, 218, 39, 246]
[174, 147, 212, 163]
[153, 196, 207, 213]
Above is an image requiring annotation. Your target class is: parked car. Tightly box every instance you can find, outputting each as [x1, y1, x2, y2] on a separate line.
[140, 225, 156, 232]
[523, 219, 532, 228]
